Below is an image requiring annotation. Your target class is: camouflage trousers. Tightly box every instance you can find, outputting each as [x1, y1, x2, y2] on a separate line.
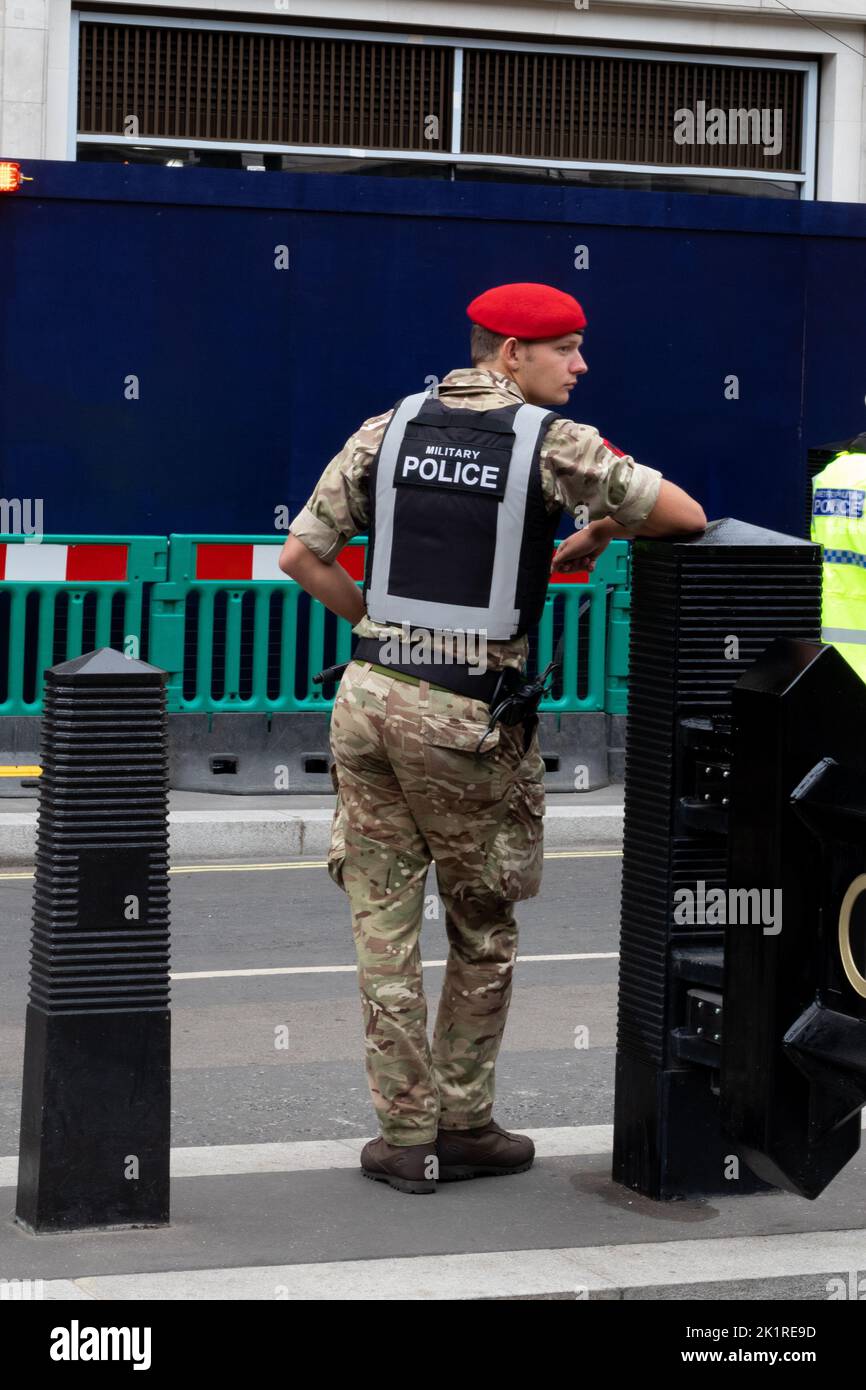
[327, 659, 546, 1147]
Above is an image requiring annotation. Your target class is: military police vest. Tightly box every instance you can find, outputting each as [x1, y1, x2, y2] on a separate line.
[363, 391, 564, 640]
[811, 449, 866, 682]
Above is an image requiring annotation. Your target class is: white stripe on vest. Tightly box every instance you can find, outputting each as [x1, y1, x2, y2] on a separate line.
[822, 626, 866, 645]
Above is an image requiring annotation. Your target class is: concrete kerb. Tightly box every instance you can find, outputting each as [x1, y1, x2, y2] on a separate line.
[0, 799, 624, 867]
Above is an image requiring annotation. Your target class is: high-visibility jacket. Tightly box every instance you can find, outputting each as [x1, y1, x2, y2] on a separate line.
[811, 449, 866, 681]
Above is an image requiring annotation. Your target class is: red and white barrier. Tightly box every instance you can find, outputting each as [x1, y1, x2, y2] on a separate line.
[194, 542, 366, 581]
[0, 542, 128, 582]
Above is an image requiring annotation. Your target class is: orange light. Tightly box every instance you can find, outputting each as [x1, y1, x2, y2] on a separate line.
[0, 162, 23, 192]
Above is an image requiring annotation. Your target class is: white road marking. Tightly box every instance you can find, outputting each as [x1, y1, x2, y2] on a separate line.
[171, 952, 619, 980]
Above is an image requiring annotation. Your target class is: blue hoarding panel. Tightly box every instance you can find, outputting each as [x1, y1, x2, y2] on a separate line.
[1, 161, 865, 540]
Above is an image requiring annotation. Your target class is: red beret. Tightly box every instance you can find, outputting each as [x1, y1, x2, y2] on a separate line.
[467, 282, 587, 339]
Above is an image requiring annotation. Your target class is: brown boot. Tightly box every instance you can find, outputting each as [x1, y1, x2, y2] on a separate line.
[436, 1119, 535, 1182]
[360, 1137, 438, 1195]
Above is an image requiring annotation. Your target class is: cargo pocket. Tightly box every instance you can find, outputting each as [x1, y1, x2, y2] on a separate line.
[481, 775, 546, 902]
[421, 714, 505, 803]
[327, 760, 347, 893]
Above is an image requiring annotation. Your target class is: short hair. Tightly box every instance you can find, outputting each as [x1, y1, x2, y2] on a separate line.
[470, 323, 509, 366]
[470, 324, 552, 365]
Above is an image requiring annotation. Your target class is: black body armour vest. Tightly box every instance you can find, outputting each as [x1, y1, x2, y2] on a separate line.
[362, 391, 564, 641]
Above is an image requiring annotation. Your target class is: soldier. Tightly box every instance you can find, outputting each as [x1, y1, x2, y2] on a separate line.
[280, 282, 706, 1195]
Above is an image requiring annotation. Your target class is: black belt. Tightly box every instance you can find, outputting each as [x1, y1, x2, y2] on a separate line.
[352, 636, 511, 705]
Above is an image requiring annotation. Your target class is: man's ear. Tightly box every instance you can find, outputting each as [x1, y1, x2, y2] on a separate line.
[500, 336, 521, 369]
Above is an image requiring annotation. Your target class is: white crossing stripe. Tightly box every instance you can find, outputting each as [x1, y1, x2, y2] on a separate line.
[0, 1124, 610, 1187]
[3, 1115, 864, 1190]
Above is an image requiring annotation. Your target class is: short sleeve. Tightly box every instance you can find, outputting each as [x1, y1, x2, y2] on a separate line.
[287, 409, 393, 563]
[540, 417, 662, 528]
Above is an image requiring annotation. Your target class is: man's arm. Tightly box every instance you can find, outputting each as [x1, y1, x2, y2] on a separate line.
[552, 480, 706, 573]
[604, 478, 706, 539]
[542, 420, 705, 573]
[279, 535, 367, 625]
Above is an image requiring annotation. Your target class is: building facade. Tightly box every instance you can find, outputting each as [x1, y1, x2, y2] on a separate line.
[0, 0, 863, 200]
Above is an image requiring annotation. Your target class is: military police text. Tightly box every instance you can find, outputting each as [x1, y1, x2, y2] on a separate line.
[399, 452, 505, 493]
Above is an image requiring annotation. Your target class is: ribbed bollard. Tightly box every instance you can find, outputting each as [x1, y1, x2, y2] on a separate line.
[16, 648, 170, 1233]
[612, 519, 821, 1199]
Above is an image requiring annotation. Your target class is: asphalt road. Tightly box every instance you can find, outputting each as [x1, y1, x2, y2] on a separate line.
[0, 850, 622, 1151]
[5, 849, 866, 1301]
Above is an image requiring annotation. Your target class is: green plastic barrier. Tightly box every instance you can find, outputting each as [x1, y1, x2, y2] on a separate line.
[605, 587, 631, 715]
[148, 533, 629, 715]
[149, 534, 367, 713]
[598, 541, 631, 714]
[0, 534, 168, 715]
[0, 532, 631, 717]
[542, 539, 630, 712]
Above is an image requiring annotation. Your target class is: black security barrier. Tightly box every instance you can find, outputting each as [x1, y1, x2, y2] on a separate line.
[16, 648, 170, 1233]
[721, 640, 866, 1198]
[612, 519, 822, 1199]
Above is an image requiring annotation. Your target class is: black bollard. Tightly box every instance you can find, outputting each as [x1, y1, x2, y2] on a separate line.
[16, 647, 170, 1233]
[612, 519, 822, 1199]
[720, 640, 866, 1198]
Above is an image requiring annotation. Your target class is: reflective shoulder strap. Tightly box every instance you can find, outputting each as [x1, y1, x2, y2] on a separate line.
[366, 392, 431, 612]
[486, 403, 555, 634]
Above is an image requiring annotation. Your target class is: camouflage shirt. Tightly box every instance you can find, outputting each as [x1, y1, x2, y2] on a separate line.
[289, 367, 662, 672]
